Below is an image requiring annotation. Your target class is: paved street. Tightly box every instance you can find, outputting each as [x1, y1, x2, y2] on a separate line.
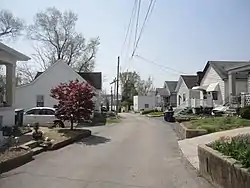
[0, 113, 212, 188]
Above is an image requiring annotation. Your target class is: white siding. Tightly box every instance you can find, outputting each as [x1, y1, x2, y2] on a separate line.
[15, 62, 101, 111]
[200, 66, 224, 105]
[133, 96, 155, 111]
[170, 94, 177, 107]
[224, 79, 247, 101]
[190, 90, 200, 99]
[176, 79, 190, 106]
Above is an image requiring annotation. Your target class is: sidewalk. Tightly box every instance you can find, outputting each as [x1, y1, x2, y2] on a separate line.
[178, 127, 250, 170]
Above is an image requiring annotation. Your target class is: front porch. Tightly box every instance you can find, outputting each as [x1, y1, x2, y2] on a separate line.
[0, 42, 30, 144]
[227, 63, 250, 106]
[191, 83, 221, 108]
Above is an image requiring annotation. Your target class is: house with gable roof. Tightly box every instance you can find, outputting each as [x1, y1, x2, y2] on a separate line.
[175, 75, 200, 108]
[155, 81, 178, 108]
[15, 60, 102, 112]
[0, 42, 30, 144]
[192, 61, 250, 108]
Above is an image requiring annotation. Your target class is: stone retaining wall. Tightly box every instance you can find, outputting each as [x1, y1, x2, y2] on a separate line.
[0, 151, 33, 174]
[198, 144, 250, 188]
[173, 123, 207, 139]
[49, 130, 91, 150]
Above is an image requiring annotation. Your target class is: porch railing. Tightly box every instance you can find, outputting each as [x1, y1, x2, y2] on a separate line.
[190, 99, 213, 108]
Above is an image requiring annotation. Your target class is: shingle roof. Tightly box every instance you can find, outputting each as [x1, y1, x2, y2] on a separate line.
[156, 88, 170, 96]
[34, 71, 102, 90]
[164, 81, 178, 92]
[203, 61, 250, 80]
[181, 75, 197, 89]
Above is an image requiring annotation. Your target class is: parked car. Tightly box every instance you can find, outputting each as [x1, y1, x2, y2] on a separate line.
[23, 107, 69, 127]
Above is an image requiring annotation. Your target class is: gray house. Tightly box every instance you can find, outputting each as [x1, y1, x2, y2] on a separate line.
[156, 81, 178, 108]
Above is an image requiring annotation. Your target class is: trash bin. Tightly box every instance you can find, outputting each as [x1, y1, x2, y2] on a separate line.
[15, 109, 24, 126]
[164, 110, 175, 122]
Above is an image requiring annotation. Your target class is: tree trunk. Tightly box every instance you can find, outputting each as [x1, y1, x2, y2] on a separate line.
[70, 119, 74, 130]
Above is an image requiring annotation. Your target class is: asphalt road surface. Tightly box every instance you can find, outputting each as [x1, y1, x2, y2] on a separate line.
[0, 113, 213, 188]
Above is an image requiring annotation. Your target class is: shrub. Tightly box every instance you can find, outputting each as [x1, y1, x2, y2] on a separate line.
[106, 111, 116, 117]
[240, 106, 250, 119]
[209, 134, 250, 168]
[141, 109, 158, 115]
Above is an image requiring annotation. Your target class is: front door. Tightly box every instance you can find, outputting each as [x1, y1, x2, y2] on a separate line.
[178, 95, 182, 106]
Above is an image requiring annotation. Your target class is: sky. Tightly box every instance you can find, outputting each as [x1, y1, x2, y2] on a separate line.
[1, 0, 250, 93]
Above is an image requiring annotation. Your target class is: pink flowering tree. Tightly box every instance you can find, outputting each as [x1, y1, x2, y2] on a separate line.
[50, 79, 95, 130]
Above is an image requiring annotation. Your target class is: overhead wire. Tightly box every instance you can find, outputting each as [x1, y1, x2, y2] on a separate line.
[134, 54, 188, 75]
[133, 0, 141, 51]
[120, 0, 138, 73]
[120, 0, 137, 58]
[131, 0, 157, 57]
[135, 54, 222, 81]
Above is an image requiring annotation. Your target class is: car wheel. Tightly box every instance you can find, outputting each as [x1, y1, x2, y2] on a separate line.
[54, 120, 65, 128]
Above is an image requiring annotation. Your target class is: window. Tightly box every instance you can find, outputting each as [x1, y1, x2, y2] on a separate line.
[25, 109, 40, 115]
[145, 104, 149, 108]
[212, 91, 218, 100]
[183, 93, 186, 102]
[36, 95, 44, 107]
[42, 109, 55, 115]
[203, 91, 207, 99]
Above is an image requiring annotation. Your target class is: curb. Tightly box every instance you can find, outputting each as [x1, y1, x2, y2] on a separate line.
[0, 151, 34, 174]
[173, 123, 207, 140]
[48, 130, 91, 150]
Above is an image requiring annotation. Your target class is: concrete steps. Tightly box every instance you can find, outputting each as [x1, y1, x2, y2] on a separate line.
[31, 147, 45, 155]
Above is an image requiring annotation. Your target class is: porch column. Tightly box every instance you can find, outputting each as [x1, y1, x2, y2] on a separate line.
[5, 64, 15, 107]
[248, 73, 250, 93]
[228, 72, 236, 103]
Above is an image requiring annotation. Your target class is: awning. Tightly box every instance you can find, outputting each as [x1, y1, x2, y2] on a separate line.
[206, 83, 219, 92]
[192, 85, 209, 91]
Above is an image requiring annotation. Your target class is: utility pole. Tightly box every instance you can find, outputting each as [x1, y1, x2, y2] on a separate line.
[116, 56, 120, 114]
[110, 86, 113, 111]
[114, 77, 116, 111]
[110, 78, 116, 111]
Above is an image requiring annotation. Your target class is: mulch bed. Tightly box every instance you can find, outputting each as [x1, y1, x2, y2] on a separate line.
[0, 148, 27, 163]
[42, 128, 91, 150]
[0, 148, 33, 174]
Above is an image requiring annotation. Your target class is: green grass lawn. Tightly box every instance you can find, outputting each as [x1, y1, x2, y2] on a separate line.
[106, 117, 121, 124]
[184, 116, 250, 133]
[148, 111, 163, 116]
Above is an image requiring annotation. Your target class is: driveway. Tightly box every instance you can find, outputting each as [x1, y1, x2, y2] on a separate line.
[0, 113, 213, 188]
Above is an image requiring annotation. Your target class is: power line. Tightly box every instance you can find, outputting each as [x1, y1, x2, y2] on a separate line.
[133, 0, 141, 50]
[131, 0, 157, 57]
[134, 54, 187, 74]
[120, 0, 138, 73]
[120, 0, 138, 57]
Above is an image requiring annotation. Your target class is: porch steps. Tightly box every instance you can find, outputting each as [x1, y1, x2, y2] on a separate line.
[174, 107, 192, 116]
[31, 146, 45, 155]
[21, 140, 38, 149]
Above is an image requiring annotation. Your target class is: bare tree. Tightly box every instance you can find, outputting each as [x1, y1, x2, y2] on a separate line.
[16, 62, 38, 85]
[136, 76, 155, 96]
[0, 9, 24, 40]
[27, 7, 99, 71]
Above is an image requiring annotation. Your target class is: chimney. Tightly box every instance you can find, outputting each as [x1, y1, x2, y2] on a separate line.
[196, 71, 203, 86]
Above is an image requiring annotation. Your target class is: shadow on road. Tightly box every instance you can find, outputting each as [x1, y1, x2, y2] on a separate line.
[77, 135, 111, 146]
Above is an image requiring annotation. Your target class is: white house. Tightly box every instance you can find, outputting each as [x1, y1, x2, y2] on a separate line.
[175, 75, 200, 108]
[15, 60, 102, 112]
[155, 81, 178, 109]
[133, 95, 156, 112]
[0, 42, 30, 144]
[192, 61, 250, 108]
